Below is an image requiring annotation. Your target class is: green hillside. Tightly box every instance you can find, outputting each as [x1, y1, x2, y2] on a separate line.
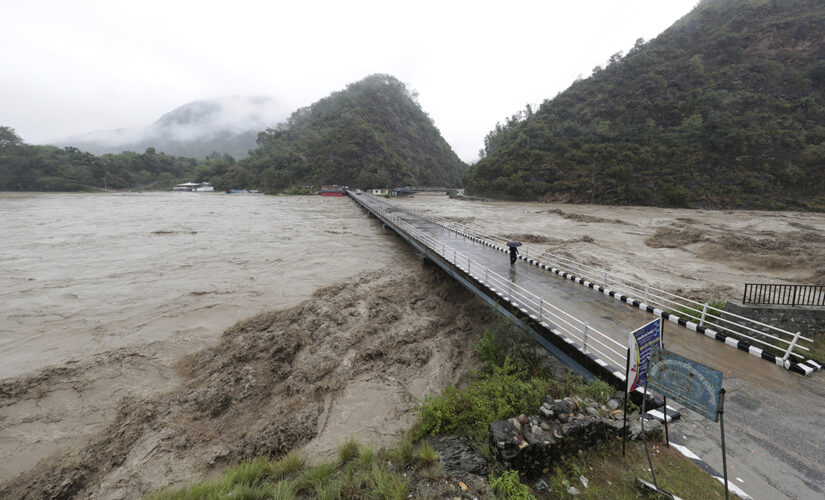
[465, 0, 825, 210]
[242, 74, 466, 190]
[0, 126, 198, 191]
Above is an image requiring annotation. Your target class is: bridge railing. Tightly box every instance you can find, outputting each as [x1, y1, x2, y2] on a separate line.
[743, 283, 825, 307]
[394, 204, 813, 362]
[354, 194, 628, 369]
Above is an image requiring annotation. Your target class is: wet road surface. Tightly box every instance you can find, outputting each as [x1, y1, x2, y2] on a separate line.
[362, 195, 825, 500]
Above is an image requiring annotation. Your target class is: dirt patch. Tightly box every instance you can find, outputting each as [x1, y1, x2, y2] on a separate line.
[644, 226, 707, 248]
[503, 233, 552, 244]
[546, 208, 627, 225]
[696, 232, 825, 279]
[0, 264, 492, 499]
[443, 216, 475, 224]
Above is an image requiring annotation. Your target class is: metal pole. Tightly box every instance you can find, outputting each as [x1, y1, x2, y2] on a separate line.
[539, 297, 543, 321]
[644, 285, 649, 305]
[699, 302, 709, 327]
[719, 388, 729, 500]
[485, 268, 488, 285]
[525, 246, 528, 259]
[663, 395, 670, 448]
[508, 281, 512, 301]
[453, 247, 456, 264]
[583, 323, 589, 352]
[467, 257, 471, 273]
[641, 380, 658, 488]
[782, 331, 802, 361]
[603, 270, 607, 289]
[623, 348, 630, 457]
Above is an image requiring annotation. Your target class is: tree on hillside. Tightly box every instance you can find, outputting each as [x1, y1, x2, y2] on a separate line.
[0, 126, 24, 150]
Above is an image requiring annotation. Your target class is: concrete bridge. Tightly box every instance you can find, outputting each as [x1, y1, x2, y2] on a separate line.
[348, 191, 825, 500]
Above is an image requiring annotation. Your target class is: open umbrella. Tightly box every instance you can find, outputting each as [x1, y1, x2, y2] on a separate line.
[507, 241, 522, 247]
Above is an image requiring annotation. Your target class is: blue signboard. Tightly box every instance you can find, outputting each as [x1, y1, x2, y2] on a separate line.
[647, 345, 724, 422]
[627, 318, 662, 393]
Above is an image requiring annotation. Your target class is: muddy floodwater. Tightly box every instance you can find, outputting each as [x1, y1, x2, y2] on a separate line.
[0, 192, 407, 485]
[0, 192, 399, 379]
[2, 191, 824, 499]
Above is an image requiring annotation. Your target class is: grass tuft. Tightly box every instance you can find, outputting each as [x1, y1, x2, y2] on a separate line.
[415, 442, 438, 466]
[272, 451, 306, 479]
[337, 436, 361, 464]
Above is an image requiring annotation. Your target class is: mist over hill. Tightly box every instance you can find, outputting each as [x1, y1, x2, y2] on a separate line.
[54, 96, 288, 159]
[465, 0, 825, 210]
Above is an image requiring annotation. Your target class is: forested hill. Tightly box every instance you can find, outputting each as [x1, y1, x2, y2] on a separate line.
[464, 0, 825, 210]
[242, 75, 466, 190]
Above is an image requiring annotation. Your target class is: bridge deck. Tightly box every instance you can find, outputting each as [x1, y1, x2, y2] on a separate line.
[369, 195, 780, 381]
[351, 192, 825, 499]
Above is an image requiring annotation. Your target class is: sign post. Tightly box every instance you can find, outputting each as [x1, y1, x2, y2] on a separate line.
[644, 345, 727, 499]
[624, 318, 662, 455]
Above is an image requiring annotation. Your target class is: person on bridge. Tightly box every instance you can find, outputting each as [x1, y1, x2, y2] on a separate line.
[509, 245, 519, 265]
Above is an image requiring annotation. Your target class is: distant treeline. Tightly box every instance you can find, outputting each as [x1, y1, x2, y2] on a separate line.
[0, 126, 198, 191]
[1, 75, 466, 193]
[0, 125, 263, 192]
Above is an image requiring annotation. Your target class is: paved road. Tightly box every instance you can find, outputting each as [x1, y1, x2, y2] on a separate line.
[363, 196, 825, 500]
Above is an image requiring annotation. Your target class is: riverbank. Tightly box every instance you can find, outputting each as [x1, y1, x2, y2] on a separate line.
[0, 261, 493, 498]
[147, 322, 729, 500]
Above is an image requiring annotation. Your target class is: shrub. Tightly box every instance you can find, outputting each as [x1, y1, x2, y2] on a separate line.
[416, 359, 546, 442]
[489, 470, 536, 500]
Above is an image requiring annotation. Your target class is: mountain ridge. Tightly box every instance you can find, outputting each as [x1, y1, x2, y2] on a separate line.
[54, 95, 287, 159]
[464, 0, 825, 210]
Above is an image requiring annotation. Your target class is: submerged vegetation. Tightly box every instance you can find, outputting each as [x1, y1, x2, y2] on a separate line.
[465, 0, 825, 210]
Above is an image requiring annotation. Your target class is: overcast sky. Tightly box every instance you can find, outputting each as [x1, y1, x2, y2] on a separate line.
[1, 0, 698, 162]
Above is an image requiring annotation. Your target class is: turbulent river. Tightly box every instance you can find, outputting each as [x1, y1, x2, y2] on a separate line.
[0, 192, 400, 379]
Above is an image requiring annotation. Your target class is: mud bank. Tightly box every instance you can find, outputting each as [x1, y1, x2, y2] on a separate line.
[0, 262, 494, 499]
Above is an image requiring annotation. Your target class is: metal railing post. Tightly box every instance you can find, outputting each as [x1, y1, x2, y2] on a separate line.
[485, 268, 488, 285]
[583, 322, 589, 352]
[508, 281, 512, 301]
[783, 331, 803, 361]
[700, 302, 709, 327]
[525, 247, 529, 259]
[603, 270, 607, 288]
[453, 248, 456, 264]
[467, 256, 471, 273]
[539, 297, 543, 321]
[644, 285, 649, 305]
